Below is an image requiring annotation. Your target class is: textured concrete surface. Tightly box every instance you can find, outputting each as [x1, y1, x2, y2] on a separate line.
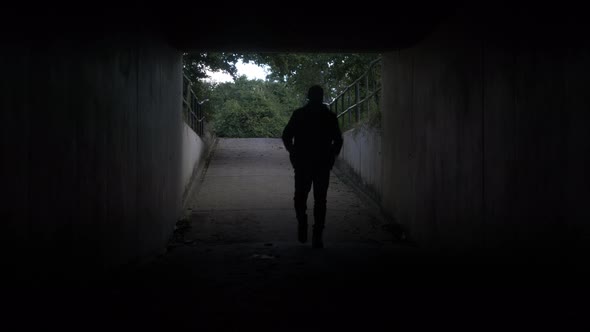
[180, 121, 205, 201]
[104, 138, 587, 329]
[3, 138, 588, 330]
[339, 125, 383, 203]
[1, 33, 185, 281]
[380, 12, 590, 256]
[182, 138, 393, 245]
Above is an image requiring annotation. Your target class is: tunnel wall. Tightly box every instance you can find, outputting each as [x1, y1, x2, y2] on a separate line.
[1, 33, 186, 282]
[180, 122, 205, 202]
[337, 125, 383, 203]
[381, 11, 590, 257]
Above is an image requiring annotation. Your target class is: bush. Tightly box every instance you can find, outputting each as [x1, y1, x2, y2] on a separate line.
[209, 76, 302, 138]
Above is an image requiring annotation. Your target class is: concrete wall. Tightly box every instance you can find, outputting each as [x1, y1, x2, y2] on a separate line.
[338, 125, 383, 203]
[180, 122, 206, 202]
[1, 33, 186, 282]
[380, 10, 590, 258]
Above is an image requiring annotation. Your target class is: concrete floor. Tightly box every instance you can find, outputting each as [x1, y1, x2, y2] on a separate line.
[108, 138, 589, 330]
[182, 138, 396, 246]
[5, 138, 588, 331]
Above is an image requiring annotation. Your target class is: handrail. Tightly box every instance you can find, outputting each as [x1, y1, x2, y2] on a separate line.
[336, 90, 380, 118]
[182, 73, 208, 136]
[330, 58, 381, 103]
[328, 57, 382, 130]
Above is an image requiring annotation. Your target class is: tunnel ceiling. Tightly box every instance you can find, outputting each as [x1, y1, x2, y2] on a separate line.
[153, 1, 588, 52]
[5, 1, 461, 52]
[162, 3, 453, 52]
[161, 2, 459, 52]
[10, 2, 582, 52]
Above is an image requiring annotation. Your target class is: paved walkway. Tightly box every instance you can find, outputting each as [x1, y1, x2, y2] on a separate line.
[94, 139, 583, 330]
[182, 138, 395, 246]
[5, 138, 585, 331]
[109, 138, 422, 329]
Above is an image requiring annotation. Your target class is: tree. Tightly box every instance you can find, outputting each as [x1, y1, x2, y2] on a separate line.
[209, 76, 300, 138]
[182, 52, 380, 102]
[182, 52, 381, 137]
[182, 52, 242, 83]
[242, 53, 380, 101]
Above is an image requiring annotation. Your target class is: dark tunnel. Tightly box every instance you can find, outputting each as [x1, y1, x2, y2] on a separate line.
[1, 1, 590, 330]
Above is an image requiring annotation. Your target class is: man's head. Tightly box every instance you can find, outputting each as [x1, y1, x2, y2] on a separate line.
[307, 85, 324, 104]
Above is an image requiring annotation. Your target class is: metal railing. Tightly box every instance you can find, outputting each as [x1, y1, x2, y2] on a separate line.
[182, 73, 208, 136]
[329, 58, 382, 131]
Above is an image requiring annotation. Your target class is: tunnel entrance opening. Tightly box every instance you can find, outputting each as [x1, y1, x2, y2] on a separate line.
[182, 52, 382, 138]
[115, 51, 423, 327]
[175, 51, 396, 249]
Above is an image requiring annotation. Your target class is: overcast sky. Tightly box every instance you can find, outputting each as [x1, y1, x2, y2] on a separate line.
[205, 60, 269, 83]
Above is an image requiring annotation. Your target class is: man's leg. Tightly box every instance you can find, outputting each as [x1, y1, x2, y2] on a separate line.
[294, 167, 312, 243]
[312, 168, 331, 248]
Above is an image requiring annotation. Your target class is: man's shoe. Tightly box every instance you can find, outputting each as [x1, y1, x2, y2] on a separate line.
[297, 215, 308, 243]
[312, 226, 323, 249]
[298, 222, 308, 243]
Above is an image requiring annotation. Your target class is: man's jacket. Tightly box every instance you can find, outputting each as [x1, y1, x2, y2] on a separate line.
[282, 102, 343, 170]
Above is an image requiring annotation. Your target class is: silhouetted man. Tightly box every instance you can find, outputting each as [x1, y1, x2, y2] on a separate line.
[282, 85, 343, 248]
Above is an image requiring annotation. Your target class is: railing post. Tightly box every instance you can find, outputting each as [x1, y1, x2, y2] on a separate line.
[199, 104, 203, 136]
[355, 82, 360, 123]
[198, 99, 201, 135]
[366, 74, 370, 116]
[327, 57, 381, 132]
[341, 94, 345, 129]
[197, 98, 200, 135]
[189, 92, 192, 129]
[347, 90, 351, 129]
[191, 94, 195, 131]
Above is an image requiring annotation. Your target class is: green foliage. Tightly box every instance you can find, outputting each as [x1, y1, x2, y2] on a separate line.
[182, 52, 379, 102]
[181, 52, 381, 138]
[243, 53, 380, 101]
[336, 90, 382, 132]
[183, 53, 242, 83]
[209, 76, 301, 138]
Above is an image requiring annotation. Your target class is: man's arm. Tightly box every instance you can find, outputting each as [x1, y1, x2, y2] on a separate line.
[282, 111, 297, 153]
[331, 113, 343, 156]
